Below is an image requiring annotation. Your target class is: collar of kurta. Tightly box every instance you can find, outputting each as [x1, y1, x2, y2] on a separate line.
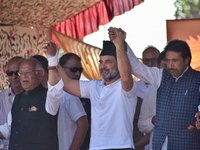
[23, 84, 44, 95]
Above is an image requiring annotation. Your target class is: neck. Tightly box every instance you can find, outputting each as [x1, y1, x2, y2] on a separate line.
[12, 87, 24, 95]
[104, 75, 120, 86]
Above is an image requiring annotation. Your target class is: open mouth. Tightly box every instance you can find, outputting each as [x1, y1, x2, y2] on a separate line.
[22, 80, 29, 83]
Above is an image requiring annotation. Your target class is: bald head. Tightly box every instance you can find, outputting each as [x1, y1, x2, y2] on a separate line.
[6, 56, 23, 94]
[142, 47, 160, 67]
[7, 56, 22, 67]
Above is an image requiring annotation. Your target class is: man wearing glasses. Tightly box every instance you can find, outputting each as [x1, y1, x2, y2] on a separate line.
[0, 56, 24, 150]
[46, 53, 89, 150]
[137, 46, 160, 99]
[133, 46, 160, 150]
[7, 57, 63, 150]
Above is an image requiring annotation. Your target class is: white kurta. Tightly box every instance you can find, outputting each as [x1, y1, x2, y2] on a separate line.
[80, 78, 137, 150]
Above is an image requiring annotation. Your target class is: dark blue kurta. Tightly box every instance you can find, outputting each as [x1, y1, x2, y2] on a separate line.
[152, 67, 200, 150]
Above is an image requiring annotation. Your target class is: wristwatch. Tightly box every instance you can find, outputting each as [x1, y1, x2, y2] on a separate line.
[47, 66, 58, 70]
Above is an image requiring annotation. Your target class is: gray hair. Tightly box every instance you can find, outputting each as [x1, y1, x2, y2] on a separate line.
[20, 57, 43, 74]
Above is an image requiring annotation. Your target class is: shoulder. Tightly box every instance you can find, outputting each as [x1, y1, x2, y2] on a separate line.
[0, 88, 10, 94]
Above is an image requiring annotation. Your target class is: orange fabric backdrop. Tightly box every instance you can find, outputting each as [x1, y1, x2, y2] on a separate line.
[52, 30, 102, 80]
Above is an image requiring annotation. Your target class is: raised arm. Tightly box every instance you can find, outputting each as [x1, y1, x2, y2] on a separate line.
[126, 44, 162, 89]
[43, 40, 81, 98]
[108, 27, 133, 91]
[43, 41, 64, 115]
[42, 40, 61, 85]
[58, 64, 81, 97]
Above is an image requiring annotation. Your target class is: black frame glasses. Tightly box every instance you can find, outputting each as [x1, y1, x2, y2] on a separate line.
[142, 57, 158, 64]
[63, 67, 83, 73]
[6, 70, 19, 76]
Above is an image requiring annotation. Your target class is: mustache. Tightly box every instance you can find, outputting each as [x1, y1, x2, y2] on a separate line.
[100, 68, 109, 72]
[168, 68, 176, 71]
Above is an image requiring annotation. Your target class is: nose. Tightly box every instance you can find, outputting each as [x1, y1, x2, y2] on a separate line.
[99, 62, 106, 69]
[75, 70, 81, 76]
[167, 60, 173, 69]
[12, 73, 19, 78]
[19, 72, 28, 78]
[148, 60, 153, 67]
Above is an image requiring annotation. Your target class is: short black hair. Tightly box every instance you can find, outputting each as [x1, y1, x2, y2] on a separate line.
[157, 51, 165, 66]
[32, 55, 48, 73]
[164, 40, 191, 65]
[59, 53, 81, 67]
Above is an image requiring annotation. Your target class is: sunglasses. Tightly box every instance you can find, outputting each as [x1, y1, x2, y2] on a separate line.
[63, 67, 83, 73]
[6, 70, 19, 76]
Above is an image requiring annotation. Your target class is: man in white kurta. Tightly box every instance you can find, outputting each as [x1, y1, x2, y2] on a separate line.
[45, 52, 88, 150]
[52, 91, 86, 150]
[138, 52, 166, 150]
[44, 28, 137, 150]
[80, 78, 137, 149]
[0, 56, 24, 149]
[138, 86, 156, 150]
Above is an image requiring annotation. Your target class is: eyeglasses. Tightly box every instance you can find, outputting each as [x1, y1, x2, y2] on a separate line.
[142, 58, 158, 64]
[63, 67, 83, 73]
[6, 70, 19, 76]
[18, 70, 39, 76]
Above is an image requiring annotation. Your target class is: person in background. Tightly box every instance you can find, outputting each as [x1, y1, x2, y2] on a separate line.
[32, 55, 48, 88]
[43, 28, 137, 150]
[0, 56, 24, 150]
[60, 53, 91, 150]
[46, 53, 88, 150]
[137, 51, 166, 150]
[133, 46, 160, 150]
[137, 46, 160, 99]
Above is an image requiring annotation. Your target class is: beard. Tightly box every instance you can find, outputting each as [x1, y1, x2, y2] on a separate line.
[100, 66, 119, 81]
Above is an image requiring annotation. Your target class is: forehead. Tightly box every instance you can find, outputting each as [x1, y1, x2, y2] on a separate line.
[143, 48, 159, 59]
[20, 60, 36, 70]
[100, 55, 116, 61]
[7, 58, 21, 70]
[8, 62, 19, 70]
[65, 56, 81, 66]
[165, 51, 182, 59]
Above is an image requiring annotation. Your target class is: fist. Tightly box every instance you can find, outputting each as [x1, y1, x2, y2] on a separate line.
[42, 40, 57, 56]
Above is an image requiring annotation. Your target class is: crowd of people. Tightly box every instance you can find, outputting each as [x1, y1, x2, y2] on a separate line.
[0, 27, 199, 150]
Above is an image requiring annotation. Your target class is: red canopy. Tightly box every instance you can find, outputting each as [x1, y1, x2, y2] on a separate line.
[52, 0, 143, 45]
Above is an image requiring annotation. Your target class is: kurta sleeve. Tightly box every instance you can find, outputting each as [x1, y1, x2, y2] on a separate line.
[126, 44, 163, 89]
[45, 79, 64, 115]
